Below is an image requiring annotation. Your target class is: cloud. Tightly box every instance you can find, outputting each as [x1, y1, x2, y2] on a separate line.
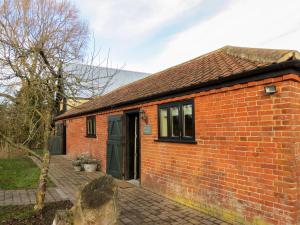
[72, 0, 300, 73]
[132, 0, 300, 72]
[73, 0, 203, 42]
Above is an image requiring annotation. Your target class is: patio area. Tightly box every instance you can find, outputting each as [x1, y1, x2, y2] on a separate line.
[33, 155, 230, 225]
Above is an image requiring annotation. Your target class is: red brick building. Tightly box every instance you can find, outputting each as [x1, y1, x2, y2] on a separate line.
[55, 46, 300, 224]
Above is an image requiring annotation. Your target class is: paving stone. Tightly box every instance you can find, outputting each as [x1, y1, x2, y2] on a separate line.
[12, 190, 21, 204]
[0, 190, 4, 201]
[18, 190, 26, 202]
[6, 191, 13, 200]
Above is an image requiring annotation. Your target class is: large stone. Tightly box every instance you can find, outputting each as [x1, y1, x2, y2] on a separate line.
[53, 176, 118, 225]
[72, 175, 118, 225]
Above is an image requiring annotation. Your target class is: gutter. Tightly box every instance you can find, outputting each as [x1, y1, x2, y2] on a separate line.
[55, 60, 300, 121]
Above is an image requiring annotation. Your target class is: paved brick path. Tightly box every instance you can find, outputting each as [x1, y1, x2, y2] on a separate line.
[118, 187, 230, 225]
[0, 187, 68, 206]
[31, 156, 101, 202]
[32, 156, 229, 225]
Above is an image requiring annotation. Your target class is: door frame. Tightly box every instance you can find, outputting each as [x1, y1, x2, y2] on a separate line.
[124, 109, 141, 181]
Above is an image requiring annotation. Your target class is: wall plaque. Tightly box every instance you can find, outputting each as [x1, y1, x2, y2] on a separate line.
[143, 125, 152, 135]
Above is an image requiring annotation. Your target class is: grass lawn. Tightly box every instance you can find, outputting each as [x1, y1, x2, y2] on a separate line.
[0, 201, 73, 225]
[0, 156, 54, 190]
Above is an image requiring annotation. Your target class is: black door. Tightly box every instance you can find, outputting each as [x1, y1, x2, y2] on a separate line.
[107, 115, 123, 178]
[49, 122, 66, 155]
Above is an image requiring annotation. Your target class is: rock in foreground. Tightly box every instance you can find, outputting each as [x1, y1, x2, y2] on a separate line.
[53, 176, 118, 225]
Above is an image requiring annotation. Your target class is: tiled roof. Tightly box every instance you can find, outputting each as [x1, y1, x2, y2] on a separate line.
[56, 46, 300, 120]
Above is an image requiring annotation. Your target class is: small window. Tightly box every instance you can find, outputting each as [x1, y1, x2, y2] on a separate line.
[86, 116, 96, 137]
[158, 99, 195, 142]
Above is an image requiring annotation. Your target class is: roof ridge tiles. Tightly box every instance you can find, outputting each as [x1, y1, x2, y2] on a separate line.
[222, 45, 300, 63]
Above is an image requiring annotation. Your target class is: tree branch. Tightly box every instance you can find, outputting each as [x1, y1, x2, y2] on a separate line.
[0, 131, 43, 161]
[39, 50, 59, 78]
[0, 92, 15, 101]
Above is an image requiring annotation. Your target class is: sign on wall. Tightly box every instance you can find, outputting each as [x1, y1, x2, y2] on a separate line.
[143, 125, 152, 135]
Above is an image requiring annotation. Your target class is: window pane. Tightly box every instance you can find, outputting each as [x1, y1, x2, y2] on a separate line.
[90, 119, 92, 134]
[92, 118, 96, 135]
[170, 106, 180, 137]
[90, 119, 93, 135]
[159, 108, 168, 137]
[88, 119, 91, 135]
[183, 104, 193, 137]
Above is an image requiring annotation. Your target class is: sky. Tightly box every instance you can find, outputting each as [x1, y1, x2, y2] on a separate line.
[71, 0, 300, 73]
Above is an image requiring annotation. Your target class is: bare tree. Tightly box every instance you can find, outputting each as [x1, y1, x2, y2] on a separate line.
[0, 0, 117, 211]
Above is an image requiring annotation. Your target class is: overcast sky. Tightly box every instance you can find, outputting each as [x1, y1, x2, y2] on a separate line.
[71, 0, 300, 73]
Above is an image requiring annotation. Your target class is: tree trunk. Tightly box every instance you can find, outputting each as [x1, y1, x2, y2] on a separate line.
[34, 150, 50, 211]
[34, 111, 51, 211]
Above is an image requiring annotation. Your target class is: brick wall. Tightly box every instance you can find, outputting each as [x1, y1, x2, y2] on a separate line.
[61, 74, 300, 225]
[65, 114, 107, 171]
[288, 80, 300, 225]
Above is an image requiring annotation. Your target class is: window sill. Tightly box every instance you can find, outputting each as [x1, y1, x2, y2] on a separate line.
[154, 139, 197, 144]
[85, 135, 97, 138]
